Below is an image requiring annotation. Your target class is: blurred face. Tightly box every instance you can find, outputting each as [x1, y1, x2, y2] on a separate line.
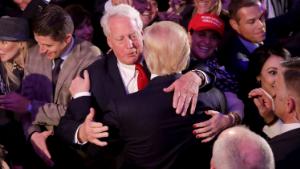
[230, 3, 266, 43]
[257, 55, 285, 96]
[107, 16, 143, 65]
[190, 30, 220, 60]
[75, 18, 94, 41]
[34, 34, 71, 60]
[133, 0, 158, 27]
[13, 0, 32, 10]
[194, 0, 218, 14]
[273, 67, 288, 120]
[0, 40, 21, 62]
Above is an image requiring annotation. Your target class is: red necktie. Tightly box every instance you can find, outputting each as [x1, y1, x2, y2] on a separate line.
[135, 63, 149, 90]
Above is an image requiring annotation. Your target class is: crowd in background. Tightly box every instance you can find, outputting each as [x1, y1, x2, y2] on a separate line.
[0, 0, 300, 169]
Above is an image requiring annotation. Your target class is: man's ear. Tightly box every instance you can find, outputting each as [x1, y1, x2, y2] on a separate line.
[107, 36, 112, 49]
[287, 96, 296, 115]
[64, 33, 72, 44]
[229, 18, 240, 34]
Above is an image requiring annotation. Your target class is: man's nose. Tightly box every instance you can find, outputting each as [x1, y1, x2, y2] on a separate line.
[39, 46, 47, 54]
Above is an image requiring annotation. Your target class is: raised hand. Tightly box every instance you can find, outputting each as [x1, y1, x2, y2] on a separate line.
[69, 70, 90, 97]
[78, 108, 109, 146]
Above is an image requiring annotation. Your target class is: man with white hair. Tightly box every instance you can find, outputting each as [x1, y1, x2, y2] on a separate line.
[57, 4, 212, 168]
[211, 126, 275, 169]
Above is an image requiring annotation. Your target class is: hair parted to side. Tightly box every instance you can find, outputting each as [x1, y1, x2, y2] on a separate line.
[100, 4, 143, 37]
[212, 125, 275, 169]
[32, 4, 74, 41]
[143, 21, 190, 75]
[228, 0, 260, 21]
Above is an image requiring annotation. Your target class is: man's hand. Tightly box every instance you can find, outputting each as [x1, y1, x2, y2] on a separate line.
[193, 110, 231, 143]
[249, 88, 276, 124]
[78, 108, 109, 146]
[30, 131, 54, 167]
[164, 71, 202, 116]
[70, 70, 90, 97]
[0, 92, 30, 113]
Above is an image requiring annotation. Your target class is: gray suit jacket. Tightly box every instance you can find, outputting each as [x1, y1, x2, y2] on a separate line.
[21, 39, 101, 136]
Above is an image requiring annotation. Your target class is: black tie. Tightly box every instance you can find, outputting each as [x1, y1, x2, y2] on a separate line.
[52, 58, 63, 89]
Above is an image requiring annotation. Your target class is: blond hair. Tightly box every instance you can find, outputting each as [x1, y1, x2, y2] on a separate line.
[143, 21, 190, 75]
[3, 41, 28, 90]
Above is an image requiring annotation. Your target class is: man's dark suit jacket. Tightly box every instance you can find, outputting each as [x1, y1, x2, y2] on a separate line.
[56, 53, 129, 168]
[56, 53, 216, 168]
[102, 74, 226, 169]
[269, 128, 300, 169]
[56, 53, 127, 144]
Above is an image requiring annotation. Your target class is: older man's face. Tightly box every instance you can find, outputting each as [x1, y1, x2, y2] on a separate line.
[107, 15, 143, 65]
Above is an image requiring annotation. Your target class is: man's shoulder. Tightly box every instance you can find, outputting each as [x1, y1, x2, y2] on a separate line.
[74, 40, 102, 57]
[84, 53, 117, 80]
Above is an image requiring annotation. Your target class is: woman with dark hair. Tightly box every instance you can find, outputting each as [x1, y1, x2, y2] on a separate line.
[245, 44, 291, 137]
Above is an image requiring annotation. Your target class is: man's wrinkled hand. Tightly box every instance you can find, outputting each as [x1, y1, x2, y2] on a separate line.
[164, 71, 202, 116]
[78, 108, 109, 146]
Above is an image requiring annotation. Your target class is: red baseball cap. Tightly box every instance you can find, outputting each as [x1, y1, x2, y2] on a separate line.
[188, 13, 224, 37]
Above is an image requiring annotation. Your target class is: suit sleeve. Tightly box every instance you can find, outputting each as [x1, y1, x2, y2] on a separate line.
[55, 96, 93, 145]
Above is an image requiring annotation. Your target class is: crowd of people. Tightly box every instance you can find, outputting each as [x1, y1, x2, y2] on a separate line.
[0, 0, 299, 169]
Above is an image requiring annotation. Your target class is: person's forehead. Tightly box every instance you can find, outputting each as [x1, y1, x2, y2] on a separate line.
[237, 4, 263, 19]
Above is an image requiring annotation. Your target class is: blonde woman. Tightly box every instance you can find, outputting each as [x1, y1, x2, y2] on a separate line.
[0, 16, 32, 169]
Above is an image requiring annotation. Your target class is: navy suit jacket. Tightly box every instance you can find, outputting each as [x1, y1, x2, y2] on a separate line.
[102, 74, 226, 169]
[269, 128, 300, 169]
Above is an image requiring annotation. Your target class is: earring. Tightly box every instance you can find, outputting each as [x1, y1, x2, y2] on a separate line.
[256, 80, 261, 86]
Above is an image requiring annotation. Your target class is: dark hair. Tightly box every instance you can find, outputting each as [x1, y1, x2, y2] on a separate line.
[247, 44, 291, 88]
[32, 4, 74, 41]
[282, 58, 300, 98]
[249, 44, 291, 78]
[228, 0, 260, 21]
[65, 4, 91, 30]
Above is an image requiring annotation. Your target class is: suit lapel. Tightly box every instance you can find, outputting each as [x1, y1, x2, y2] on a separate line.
[107, 53, 127, 96]
[54, 40, 81, 101]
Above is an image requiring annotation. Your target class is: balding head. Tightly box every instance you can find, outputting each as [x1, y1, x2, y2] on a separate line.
[211, 126, 274, 169]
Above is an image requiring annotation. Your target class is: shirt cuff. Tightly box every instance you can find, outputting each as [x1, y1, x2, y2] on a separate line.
[74, 124, 88, 145]
[73, 92, 91, 99]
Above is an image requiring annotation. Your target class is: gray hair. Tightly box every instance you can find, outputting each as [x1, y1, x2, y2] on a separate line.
[100, 4, 143, 37]
[212, 126, 275, 169]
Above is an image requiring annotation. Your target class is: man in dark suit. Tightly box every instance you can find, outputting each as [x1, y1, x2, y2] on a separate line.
[56, 4, 216, 169]
[220, 0, 266, 81]
[79, 20, 226, 169]
[248, 57, 300, 169]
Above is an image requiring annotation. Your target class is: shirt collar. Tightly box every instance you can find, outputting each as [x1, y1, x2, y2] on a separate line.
[281, 123, 300, 133]
[239, 36, 260, 53]
[60, 37, 75, 61]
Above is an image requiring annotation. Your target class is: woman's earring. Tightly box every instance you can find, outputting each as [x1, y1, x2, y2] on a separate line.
[257, 80, 261, 86]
